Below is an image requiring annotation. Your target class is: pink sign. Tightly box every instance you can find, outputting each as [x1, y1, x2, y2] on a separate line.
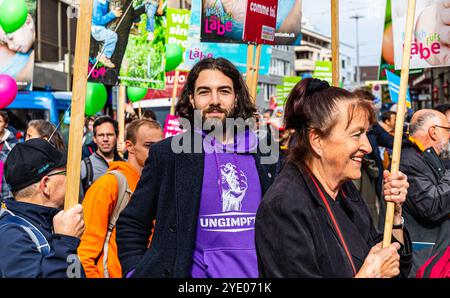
[163, 115, 185, 138]
[243, 0, 278, 45]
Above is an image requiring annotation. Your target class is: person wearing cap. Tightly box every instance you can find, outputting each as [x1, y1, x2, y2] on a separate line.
[0, 139, 85, 278]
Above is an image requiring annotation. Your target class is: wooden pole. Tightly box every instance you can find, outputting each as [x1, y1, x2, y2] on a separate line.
[118, 85, 126, 158]
[331, 0, 340, 87]
[382, 0, 416, 248]
[64, 0, 94, 210]
[170, 70, 180, 116]
[246, 44, 255, 91]
[251, 44, 262, 103]
[138, 101, 142, 118]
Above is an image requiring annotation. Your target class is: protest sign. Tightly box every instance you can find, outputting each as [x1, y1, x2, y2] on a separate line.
[386, 71, 412, 109]
[313, 61, 332, 84]
[0, 0, 36, 90]
[166, 8, 190, 71]
[88, 0, 166, 89]
[243, 0, 278, 45]
[392, 0, 447, 70]
[186, 0, 271, 74]
[200, 0, 302, 45]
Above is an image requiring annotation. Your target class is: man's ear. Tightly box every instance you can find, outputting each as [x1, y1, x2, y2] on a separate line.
[189, 95, 195, 108]
[428, 126, 438, 141]
[309, 129, 323, 157]
[39, 176, 51, 198]
[125, 140, 134, 154]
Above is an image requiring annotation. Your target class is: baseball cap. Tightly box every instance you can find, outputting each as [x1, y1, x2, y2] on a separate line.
[4, 138, 67, 192]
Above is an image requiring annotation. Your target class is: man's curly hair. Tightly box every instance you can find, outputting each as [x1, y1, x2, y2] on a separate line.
[175, 57, 256, 122]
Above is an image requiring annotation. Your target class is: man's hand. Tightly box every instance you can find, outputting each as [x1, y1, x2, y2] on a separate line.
[112, 7, 123, 18]
[53, 204, 85, 239]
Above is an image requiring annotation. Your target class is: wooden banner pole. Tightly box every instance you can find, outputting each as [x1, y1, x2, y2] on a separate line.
[170, 70, 180, 116]
[138, 101, 142, 118]
[64, 0, 94, 210]
[331, 0, 340, 87]
[382, 0, 416, 248]
[251, 44, 262, 103]
[118, 85, 126, 158]
[246, 44, 255, 92]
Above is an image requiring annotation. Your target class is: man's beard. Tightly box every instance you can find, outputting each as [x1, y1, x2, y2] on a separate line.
[439, 140, 450, 159]
[202, 104, 235, 135]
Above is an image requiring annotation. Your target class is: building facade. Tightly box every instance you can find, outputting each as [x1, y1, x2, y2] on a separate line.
[293, 26, 355, 89]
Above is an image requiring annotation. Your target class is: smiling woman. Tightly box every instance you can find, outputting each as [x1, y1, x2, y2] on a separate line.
[255, 78, 413, 278]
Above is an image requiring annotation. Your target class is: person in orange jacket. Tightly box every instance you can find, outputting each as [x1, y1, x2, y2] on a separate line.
[78, 119, 163, 278]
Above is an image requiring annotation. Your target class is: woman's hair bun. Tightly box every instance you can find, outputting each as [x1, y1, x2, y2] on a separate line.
[306, 78, 330, 95]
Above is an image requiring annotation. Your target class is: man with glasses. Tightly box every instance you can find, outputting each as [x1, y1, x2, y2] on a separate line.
[80, 115, 123, 197]
[399, 109, 450, 277]
[0, 139, 85, 277]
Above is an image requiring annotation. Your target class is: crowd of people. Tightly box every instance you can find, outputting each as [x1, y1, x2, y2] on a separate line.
[0, 57, 448, 278]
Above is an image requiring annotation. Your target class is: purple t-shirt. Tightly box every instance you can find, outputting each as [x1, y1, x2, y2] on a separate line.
[191, 132, 262, 278]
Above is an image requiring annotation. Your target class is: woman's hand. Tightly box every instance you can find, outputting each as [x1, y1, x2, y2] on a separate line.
[355, 242, 401, 278]
[383, 170, 409, 224]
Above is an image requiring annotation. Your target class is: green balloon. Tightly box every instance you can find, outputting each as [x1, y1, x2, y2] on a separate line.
[165, 44, 183, 72]
[0, 0, 28, 34]
[257, 85, 261, 94]
[127, 86, 148, 102]
[85, 82, 107, 116]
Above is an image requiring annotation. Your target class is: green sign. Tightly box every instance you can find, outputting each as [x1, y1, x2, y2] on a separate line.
[276, 85, 285, 105]
[313, 61, 332, 84]
[276, 76, 301, 106]
[166, 8, 191, 70]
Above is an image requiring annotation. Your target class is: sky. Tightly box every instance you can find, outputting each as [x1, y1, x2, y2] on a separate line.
[302, 0, 387, 66]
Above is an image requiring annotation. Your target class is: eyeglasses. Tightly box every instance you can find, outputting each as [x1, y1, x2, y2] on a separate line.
[433, 125, 450, 132]
[47, 170, 67, 177]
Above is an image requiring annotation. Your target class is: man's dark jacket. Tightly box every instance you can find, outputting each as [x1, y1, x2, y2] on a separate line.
[116, 131, 278, 277]
[0, 199, 84, 278]
[399, 139, 450, 276]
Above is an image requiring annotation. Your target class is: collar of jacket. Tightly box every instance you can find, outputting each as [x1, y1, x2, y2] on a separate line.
[3, 198, 60, 236]
[288, 161, 368, 271]
[408, 135, 426, 152]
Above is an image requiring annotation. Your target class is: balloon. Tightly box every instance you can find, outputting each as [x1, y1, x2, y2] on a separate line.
[127, 86, 148, 102]
[257, 85, 261, 95]
[165, 44, 183, 72]
[0, 0, 28, 34]
[85, 82, 107, 116]
[0, 74, 18, 109]
[382, 23, 395, 65]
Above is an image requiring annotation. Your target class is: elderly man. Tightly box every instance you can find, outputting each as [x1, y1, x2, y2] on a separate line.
[399, 109, 450, 277]
[0, 139, 85, 278]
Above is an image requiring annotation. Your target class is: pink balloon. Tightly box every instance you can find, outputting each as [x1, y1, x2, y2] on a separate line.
[0, 75, 18, 109]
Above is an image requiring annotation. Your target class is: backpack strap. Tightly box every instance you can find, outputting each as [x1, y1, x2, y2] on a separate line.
[0, 209, 51, 256]
[101, 170, 132, 278]
[82, 157, 94, 193]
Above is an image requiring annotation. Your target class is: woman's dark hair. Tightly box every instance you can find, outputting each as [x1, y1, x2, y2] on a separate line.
[175, 57, 256, 122]
[27, 120, 65, 151]
[284, 78, 375, 164]
[0, 111, 9, 124]
[142, 109, 157, 121]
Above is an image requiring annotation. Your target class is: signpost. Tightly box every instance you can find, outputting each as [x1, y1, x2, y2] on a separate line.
[382, 0, 416, 248]
[64, 0, 94, 210]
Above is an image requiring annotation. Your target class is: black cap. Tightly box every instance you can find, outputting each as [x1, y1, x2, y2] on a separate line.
[4, 138, 67, 192]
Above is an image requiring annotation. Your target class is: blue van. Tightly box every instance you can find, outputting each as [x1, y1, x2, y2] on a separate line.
[4, 91, 71, 131]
